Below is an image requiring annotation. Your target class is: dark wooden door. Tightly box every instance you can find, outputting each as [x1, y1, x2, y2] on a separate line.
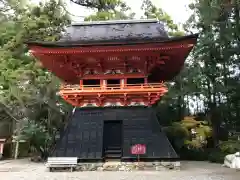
[103, 121, 122, 150]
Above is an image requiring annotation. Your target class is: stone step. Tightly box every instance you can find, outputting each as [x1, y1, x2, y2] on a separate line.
[106, 146, 121, 150]
[105, 150, 122, 154]
[105, 154, 121, 158]
[104, 159, 121, 162]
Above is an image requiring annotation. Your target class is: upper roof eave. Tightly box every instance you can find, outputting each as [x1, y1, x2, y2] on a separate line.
[26, 33, 199, 48]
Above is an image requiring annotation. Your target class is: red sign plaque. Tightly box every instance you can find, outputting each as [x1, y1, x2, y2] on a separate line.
[131, 144, 146, 155]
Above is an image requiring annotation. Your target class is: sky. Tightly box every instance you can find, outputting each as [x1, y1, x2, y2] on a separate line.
[66, 0, 192, 24]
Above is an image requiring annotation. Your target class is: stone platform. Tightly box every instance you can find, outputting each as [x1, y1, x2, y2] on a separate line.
[76, 161, 181, 171]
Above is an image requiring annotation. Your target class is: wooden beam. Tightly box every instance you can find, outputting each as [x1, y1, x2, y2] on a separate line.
[81, 73, 146, 80]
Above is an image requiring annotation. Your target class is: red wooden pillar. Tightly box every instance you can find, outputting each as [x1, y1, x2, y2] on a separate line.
[144, 77, 148, 85]
[80, 80, 83, 89]
[121, 79, 126, 88]
[101, 80, 106, 89]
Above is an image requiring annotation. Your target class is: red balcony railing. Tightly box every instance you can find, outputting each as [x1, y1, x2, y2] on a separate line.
[60, 83, 167, 95]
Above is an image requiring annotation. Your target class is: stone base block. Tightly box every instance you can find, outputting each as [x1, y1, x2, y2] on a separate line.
[76, 161, 181, 171]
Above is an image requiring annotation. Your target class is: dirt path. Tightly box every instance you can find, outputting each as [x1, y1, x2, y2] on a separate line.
[0, 159, 239, 180]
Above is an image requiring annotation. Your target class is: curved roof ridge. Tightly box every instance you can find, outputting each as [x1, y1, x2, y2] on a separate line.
[71, 19, 159, 26]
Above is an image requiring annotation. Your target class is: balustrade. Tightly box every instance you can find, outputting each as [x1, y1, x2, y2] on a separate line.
[60, 83, 166, 92]
[59, 82, 167, 107]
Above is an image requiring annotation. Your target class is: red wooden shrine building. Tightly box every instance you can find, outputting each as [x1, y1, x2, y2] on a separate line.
[27, 19, 197, 161]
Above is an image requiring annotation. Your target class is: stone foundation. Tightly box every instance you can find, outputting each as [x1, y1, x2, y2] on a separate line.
[76, 161, 181, 171]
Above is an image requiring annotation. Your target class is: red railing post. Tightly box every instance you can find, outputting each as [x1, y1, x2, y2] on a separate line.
[79, 80, 83, 89]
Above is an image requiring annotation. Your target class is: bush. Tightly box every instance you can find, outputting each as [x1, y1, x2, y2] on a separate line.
[178, 139, 209, 161]
[163, 116, 212, 148]
[181, 116, 200, 129]
[179, 145, 209, 161]
[163, 123, 189, 149]
[17, 120, 52, 160]
[219, 140, 240, 154]
[208, 140, 240, 163]
[185, 139, 203, 149]
[164, 122, 189, 138]
[162, 116, 240, 163]
[208, 150, 226, 163]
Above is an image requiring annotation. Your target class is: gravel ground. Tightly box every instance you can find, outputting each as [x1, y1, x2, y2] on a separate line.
[0, 159, 239, 180]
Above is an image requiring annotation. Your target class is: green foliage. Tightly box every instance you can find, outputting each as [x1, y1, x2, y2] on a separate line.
[71, 0, 127, 11]
[164, 116, 214, 160]
[182, 117, 200, 128]
[141, 0, 184, 37]
[164, 116, 212, 143]
[18, 120, 51, 158]
[156, 0, 240, 149]
[165, 116, 240, 163]
[0, 0, 72, 158]
[184, 0, 240, 146]
[181, 116, 212, 139]
[208, 151, 226, 163]
[84, 10, 134, 21]
[83, 0, 135, 21]
[163, 122, 189, 149]
[181, 146, 209, 161]
[219, 140, 240, 154]
[208, 140, 240, 163]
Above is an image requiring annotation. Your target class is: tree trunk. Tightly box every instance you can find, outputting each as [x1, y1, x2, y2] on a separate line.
[210, 72, 220, 147]
[14, 141, 19, 159]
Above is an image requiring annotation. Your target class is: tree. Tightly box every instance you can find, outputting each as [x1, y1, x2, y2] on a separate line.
[141, 0, 184, 37]
[184, 0, 240, 145]
[70, 0, 135, 21]
[71, 0, 127, 11]
[140, 0, 192, 122]
[0, 0, 72, 158]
